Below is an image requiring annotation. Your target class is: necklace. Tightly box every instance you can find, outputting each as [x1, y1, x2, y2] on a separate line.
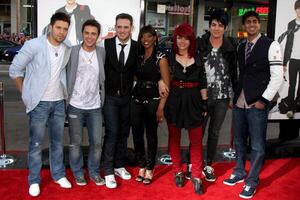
[176, 54, 192, 73]
[83, 49, 95, 64]
[51, 44, 61, 57]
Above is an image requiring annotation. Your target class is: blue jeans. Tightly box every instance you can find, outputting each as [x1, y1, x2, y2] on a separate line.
[204, 99, 229, 165]
[102, 95, 130, 175]
[28, 100, 66, 185]
[68, 105, 103, 178]
[232, 106, 268, 187]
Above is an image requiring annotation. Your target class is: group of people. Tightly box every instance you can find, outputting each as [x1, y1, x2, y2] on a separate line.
[9, 8, 284, 199]
[0, 32, 31, 45]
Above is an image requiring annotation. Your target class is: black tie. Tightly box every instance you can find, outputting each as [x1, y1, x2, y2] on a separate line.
[294, 25, 300, 33]
[245, 42, 253, 63]
[119, 43, 127, 67]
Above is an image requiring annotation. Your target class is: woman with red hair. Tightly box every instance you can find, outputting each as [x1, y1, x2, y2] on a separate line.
[164, 23, 208, 195]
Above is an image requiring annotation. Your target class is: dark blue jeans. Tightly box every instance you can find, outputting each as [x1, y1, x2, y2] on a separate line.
[67, 105, 103, 178]
[102, 95, 130, 175]
[204, 99, 230, 165]
[28, 100, 66, 185]
[232, 106, 268, 187]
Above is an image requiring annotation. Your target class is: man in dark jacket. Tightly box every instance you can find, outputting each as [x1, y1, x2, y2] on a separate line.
[223, 11, 283, 199]
[55, 0, 93, 45]
[101, 13, 138, 189]
[196, 10, 237, 182]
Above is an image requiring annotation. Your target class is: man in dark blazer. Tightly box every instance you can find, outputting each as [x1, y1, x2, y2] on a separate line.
[66, 19, 105, 186]
[56, 0, 93, 45]
[101, 13, 138, 189]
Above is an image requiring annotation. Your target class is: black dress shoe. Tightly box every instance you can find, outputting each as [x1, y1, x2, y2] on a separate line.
[191, 178, 204, 195]
[174, 172, 184, 187]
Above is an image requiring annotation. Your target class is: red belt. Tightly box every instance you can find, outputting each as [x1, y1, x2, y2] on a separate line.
[171, 80, 199, 88]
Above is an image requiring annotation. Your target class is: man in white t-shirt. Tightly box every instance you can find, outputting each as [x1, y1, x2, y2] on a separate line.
[9, 12, 73, 197]
[66, 19, 105, 186]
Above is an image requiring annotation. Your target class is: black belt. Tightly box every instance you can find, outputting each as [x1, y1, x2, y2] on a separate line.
[136, 80, 158, 89]
[107, 89, 129, 97]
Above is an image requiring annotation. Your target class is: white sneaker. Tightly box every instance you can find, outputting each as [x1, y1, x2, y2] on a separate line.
[55, 177, 72, 188]
[105, 175, 117, 189]
[29, 183, 40, 197]
[114, 167, 131, 180]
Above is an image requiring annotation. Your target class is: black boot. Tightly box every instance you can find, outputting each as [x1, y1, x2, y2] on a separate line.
[191, 178, 204, 195]
[174, 172, 184, 187]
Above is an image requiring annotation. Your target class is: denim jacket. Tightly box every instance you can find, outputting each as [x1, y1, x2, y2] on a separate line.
[9, 35, 71, 113]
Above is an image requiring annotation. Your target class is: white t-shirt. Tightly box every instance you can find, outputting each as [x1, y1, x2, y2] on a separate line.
[65, 6, 78, 45]
[41, 40, 66, 101]
[69, 48, 101, 109]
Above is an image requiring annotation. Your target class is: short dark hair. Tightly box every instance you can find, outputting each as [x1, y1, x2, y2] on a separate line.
[295, 0, 300, 10]
[242, 11, 260, 25]
[50, 12, 70, 26]
[209, 9, 229, 28]
[82, 19, 101, 35]
[115, 13, 133, 25]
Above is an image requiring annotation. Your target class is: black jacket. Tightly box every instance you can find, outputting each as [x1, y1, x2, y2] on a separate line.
[56, 4, 93, 43]
[104, 37, 138, 96]
[196, 32, 238, 94]
[283, 19, 298, 66]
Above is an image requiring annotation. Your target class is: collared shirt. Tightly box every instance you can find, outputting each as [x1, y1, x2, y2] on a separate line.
[237, 33, 262, 108]
[244, 33, 261, 59]
[236, 33, 283, 108]
[9, 35, 71, 113]
[115, 37, 131, 64]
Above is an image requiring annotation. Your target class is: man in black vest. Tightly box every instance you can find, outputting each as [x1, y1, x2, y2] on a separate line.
[223, 11, 283, 199]
[102, 13, 138, 189]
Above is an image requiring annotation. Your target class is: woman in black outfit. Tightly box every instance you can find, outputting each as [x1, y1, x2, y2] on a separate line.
[131, 25, 170, 185]
[164, 23, 208, 195]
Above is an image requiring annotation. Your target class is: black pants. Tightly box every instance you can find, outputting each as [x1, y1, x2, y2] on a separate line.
[287, 59, 300, 104]
[279, 120, 300, 141]
[102, 95, 131, 175]
[130, 99, 159, 170]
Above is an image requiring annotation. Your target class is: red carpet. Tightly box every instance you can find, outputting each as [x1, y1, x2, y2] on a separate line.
[0, 158, 299, 200]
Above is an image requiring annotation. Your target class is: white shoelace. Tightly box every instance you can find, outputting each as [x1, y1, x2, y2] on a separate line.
[205, 166, 214, 173]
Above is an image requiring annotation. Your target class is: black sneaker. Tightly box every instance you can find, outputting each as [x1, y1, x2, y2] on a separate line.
[202, 166, 216, 182]
[223, 174, 244, 186]
[239, 185, 256, 199]
[174, 172, 185, 187]
[90, 175, 105, 186]
[185, 164, 192, 180]
[75, 176, 87, 186]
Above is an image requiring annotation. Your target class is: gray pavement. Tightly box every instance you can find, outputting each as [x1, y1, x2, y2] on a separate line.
[0, 62, 280, 152]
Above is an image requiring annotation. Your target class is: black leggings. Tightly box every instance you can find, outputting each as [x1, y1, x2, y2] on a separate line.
[130, 99, 159, 170]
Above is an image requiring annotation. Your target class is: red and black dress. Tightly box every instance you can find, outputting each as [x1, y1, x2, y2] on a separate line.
[165, 52, 207, 178]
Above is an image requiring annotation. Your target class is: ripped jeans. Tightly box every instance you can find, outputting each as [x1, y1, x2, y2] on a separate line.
[28, 100, 66, 185]
[67, 105, 103, 178]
